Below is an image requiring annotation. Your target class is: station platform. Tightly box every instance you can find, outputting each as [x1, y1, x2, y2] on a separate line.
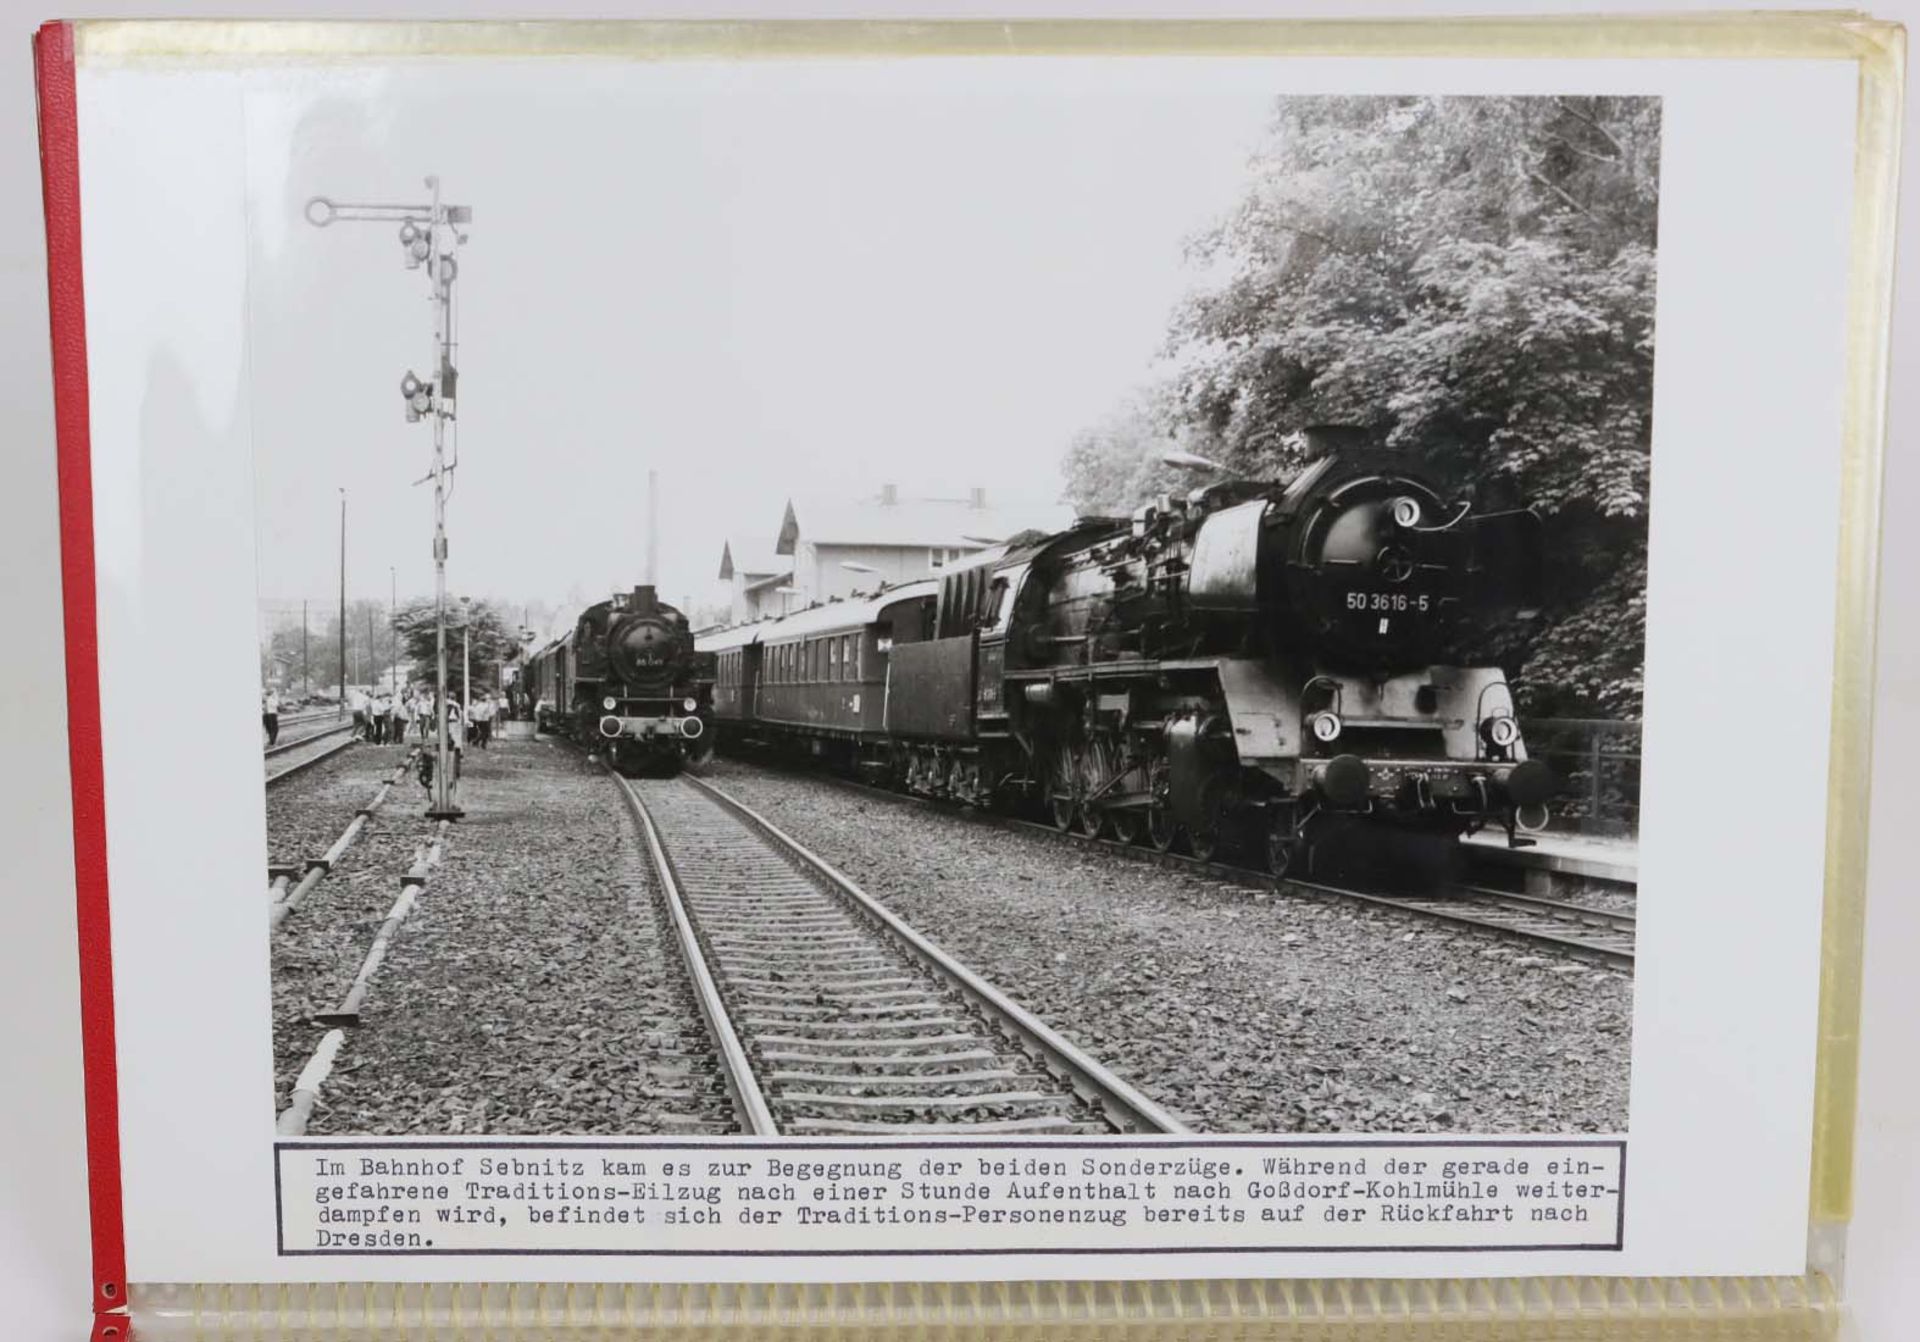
[1463, 828, 1638, 888]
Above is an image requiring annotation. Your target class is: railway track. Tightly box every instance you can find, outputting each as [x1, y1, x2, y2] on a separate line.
[612, 768, 1186, 1136]
[718, 756, 1636, 973]
[1284, 881, 1634, 970]
[269, 751, 417, 931]
[265, 721, 359, 785]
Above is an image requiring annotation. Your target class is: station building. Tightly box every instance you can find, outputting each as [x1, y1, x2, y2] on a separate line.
[718, 485, 1068, 625]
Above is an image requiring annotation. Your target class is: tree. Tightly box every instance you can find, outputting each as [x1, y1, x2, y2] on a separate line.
[1064, 95, 1659, 717]
[392, 598, 524, 699]
[260, 598, 406, 698]
[1060, 385, 1214, 519]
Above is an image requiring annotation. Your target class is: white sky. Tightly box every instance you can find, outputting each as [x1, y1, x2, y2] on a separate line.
[245, 57, 1280, 618]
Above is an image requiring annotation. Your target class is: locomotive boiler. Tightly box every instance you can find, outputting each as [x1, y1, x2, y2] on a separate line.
[526, 585, 713, 775]
[700, 428, 1555, 878]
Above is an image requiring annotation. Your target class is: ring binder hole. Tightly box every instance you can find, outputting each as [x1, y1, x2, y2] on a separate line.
[100, 1282, 117, 1298]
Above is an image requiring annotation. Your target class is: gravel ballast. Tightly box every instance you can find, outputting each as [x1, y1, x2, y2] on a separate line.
[272, 740, 734, 1136]
[264, 740, 413, 867]
[701, 758, 1632, 1135]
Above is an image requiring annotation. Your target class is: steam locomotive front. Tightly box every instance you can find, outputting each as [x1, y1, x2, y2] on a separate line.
[583, 586, 709, 766]
[1185, 447, 1554, 834]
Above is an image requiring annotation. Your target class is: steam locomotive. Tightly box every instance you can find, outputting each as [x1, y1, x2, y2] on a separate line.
[700, 429, 1554, 876]
[524, 585, 713, 776]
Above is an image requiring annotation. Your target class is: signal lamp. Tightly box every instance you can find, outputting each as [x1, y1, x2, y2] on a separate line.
[1482, 716, 1520, 749]
[603, 696, 618, 711]
[1308, 710, 1343, 744]
[682, 697, 698, 713]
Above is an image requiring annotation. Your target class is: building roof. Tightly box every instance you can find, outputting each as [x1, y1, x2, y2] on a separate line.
[718, 538, 784, 582]
[775, 492, 1073, 554]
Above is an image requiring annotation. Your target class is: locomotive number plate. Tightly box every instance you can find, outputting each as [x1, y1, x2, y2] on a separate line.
[1345, 591, 1431, 613]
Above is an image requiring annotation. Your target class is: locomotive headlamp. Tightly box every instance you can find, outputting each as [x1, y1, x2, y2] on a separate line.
[1308, 710, 1343, 744]
[682, 697, 698, 713]
[1389, 496, 1422, 528]
[603, 696, 618, 711]
[1482, 715, 1520, 749]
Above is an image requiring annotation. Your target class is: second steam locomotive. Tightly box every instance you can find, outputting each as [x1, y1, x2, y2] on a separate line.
[524, 585, 713, 775]
[700, 430, 1555, 876]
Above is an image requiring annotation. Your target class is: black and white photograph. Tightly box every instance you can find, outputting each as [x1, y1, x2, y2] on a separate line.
[254, 79, 1655, 1143]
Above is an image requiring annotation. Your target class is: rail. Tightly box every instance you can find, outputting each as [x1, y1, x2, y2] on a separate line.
[613, 769, 1186, 1136]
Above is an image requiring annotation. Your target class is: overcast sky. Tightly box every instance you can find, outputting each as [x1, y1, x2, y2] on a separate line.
[244, 57, 1280, 621]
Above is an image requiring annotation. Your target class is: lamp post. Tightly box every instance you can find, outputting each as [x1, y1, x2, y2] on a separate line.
[338, 488, 347, 715]
[308, 178, 470, 819]
[389, 567, 397, 699]
[458, 596, 472, 727]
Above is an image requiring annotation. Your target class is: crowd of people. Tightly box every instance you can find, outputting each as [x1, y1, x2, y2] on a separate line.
[343, 685, 509, 749]
[261, 682, 527, 758]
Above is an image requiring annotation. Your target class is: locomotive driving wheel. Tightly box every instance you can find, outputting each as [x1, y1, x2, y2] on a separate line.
[1047, 743, 1080, 832]
[1105, 735, 1145, 845]
[1265, 805, 1314, 882]
[1186, 782, 1227, 864]
[1075, 737, 1113, 839]
[1145, 759, 1177, 852]
[1267, 825, 1299, 880]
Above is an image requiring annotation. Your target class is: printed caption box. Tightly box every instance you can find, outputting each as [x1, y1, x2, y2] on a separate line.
[278, 1142, 1625, 1256]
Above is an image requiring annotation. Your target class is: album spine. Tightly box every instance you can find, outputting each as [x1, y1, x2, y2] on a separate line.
[33, 18, 130, 1341]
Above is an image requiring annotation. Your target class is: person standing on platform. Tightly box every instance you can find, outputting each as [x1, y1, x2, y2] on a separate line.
[262, 688, 280, 746]
[416, 689, 433, 742]
[470, 692, 494, 749]
[392, 690, 411, 746]
[348, 685, 369, 740]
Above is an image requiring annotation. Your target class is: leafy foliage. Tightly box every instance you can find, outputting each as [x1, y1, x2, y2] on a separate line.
[1063, 96, 1659, 717]
[393, 598, 526, 698]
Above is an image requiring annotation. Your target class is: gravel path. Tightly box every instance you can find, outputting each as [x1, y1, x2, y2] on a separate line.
[276, 741, 734, 1136]
[264, 741, 413, 867]
[701, 759, 1632, 1135]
